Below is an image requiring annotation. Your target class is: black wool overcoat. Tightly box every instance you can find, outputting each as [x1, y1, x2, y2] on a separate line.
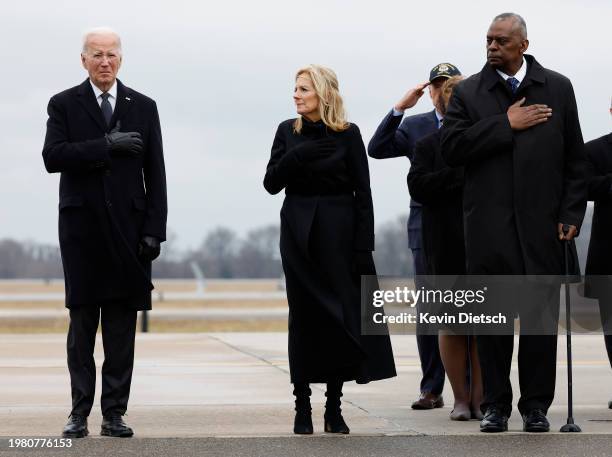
[585, 133, 612, 297]
[43, 79, 167, 309]
[407, 130, 466, 275]
[264, 117, 396, 384]
[440, 55, 587, 275]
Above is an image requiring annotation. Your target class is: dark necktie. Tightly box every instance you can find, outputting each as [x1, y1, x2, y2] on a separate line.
[507, 77, 519, 94]
[100, 92, 112, 126]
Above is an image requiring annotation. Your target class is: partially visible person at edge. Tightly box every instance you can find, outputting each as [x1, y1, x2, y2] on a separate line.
[584, 97, 612, 409]
[441, 13, 587, 433]
[263, 64, 396, 435]
[42, 27, 167, 439]
[408, 75, 483, 422]
[369, 62, 462, 411]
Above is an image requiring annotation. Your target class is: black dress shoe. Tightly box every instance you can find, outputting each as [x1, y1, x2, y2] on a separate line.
[293, 411, 313, 435]
[522, 409, 550, 432]
[411, 392, 444, 410]
[62, 414, 88, 438]
[324, 412, 350, 434]
[480, 407, 508, 433]
[101, 414, 134, 437]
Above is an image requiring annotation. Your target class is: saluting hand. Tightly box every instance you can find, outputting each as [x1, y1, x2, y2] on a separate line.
[106, 121, 144, 157]
[394, 82, 430, 111]
[507, 98, 552, 130]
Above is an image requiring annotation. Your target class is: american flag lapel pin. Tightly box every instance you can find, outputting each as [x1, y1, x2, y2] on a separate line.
[125, 97, 131, 101]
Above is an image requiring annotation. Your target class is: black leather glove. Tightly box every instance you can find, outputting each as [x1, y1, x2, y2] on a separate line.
[138, 236, 161, 261]
[352, 250, 376, 277]
[291, 138, 336, 163]
[105, 121, 143, 157]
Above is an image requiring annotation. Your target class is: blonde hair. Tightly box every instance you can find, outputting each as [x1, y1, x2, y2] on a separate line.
[293, 64, 349, 133]
[440, 75, 464, 115]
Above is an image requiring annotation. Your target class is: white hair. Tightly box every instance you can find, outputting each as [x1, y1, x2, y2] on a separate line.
[81, 27, 122, 54]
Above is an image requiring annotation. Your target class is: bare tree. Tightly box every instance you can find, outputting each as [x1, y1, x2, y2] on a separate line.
[373, 214, 413, 277]
[235, 225, 281, 277]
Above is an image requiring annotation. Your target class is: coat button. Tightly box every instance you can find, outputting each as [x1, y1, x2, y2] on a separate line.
[105, 170, 111, 176]
[106, 200, 112, 207]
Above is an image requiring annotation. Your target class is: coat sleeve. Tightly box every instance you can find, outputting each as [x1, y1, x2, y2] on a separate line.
[558, 81, 587, 231]
[408, 138, 463, 205]
[440, 85, 514, 167]
[42, 96, 110, 173]
[263, 123, 301, 195]
[585, 140, 612, 202]
[142, 101, 168, 241]
[347, 124, 375, 251]
[367, 110, 414, 160]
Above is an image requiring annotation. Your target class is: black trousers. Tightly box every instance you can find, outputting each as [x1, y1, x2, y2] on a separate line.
[413, 247, 445, 395]
[67, 302, 137, 417]
[477, 281, 560, 417]
[477, 334, 557, 417]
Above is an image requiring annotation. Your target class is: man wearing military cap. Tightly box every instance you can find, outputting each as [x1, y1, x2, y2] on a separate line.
[368, 62, 461, 410]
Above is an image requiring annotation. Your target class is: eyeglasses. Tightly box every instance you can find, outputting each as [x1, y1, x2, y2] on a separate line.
[86, 52, 120, 63]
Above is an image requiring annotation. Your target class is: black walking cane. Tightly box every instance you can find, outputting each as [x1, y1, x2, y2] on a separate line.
[560, 224, 581, 432]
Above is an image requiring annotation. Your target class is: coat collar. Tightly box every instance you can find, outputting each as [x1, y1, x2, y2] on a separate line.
[301, 116, 327, 135]
[482, 54, 546, 93]
[429, 109, 439, 125]
[76, 78, 134, 132]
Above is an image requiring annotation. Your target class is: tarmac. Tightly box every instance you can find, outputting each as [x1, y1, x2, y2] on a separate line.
[1, 332, 611, 456]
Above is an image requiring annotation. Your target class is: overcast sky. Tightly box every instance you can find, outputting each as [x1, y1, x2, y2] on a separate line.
[1, 0, 610, 250]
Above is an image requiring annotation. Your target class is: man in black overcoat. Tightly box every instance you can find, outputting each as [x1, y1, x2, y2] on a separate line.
[42, 28, 167, 438]
[584, 100, 612, 407]
[368, 63, 462, 410]
[441, 13, 587, 432]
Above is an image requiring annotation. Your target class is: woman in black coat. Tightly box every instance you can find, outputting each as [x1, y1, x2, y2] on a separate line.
[264, 64, 396, 434]
[407, 76, 482, 421]
[584, 128, 612, 378]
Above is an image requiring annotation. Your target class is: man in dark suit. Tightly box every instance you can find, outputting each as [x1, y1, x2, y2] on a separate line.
[441, 13, 587, 432]
[42, 27, 167, 438]
[584, 100, 612, 408]
[368, 63, 461, 410]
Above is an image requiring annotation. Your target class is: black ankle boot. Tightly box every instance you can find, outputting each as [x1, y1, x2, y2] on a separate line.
[293, 383, 313, 434]
[324, 381, 349, 434]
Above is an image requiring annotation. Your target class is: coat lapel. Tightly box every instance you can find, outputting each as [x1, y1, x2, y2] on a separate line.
[481, 62, 512, 112]
[76, 79, 107, 132]
[109, 80, 135, 129]
[429, 110, 439, 130]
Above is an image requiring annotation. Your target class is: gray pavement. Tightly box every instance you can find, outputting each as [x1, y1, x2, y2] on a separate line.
[1, 333, 612, 456]
[2, 436, 612, 457]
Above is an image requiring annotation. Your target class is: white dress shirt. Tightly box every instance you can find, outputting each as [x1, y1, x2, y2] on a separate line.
[90, 79, 117, 112]
[495, 57, 527, 84]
